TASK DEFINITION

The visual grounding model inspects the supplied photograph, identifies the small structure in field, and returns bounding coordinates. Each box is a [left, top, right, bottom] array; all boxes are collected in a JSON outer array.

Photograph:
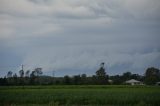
[[125, 79, 143, 85]]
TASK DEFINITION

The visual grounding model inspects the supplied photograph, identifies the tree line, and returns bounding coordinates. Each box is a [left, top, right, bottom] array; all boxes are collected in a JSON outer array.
[[0, 63, 160, 85]]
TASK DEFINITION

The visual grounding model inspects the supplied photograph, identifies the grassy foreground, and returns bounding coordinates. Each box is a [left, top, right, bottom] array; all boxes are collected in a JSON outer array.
[[0, 85, 160, 106]]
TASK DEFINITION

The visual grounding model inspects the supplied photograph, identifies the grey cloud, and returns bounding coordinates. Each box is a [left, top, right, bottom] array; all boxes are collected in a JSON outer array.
[[0, 0, 160, 77], [1, 0, 159, 20], [21, 45, 160, 76]]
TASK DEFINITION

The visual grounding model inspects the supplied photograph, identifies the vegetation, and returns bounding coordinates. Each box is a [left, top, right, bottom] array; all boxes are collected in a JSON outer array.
[[95, 62, 109, 84], [0, 85, 160, 106], [0, 65, 160, 86], [0, 63, 160, 106], [144, 67, 160, 85]]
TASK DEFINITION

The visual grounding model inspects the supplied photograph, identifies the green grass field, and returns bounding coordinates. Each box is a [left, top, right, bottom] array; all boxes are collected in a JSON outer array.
[[0, 85, 160, 106]]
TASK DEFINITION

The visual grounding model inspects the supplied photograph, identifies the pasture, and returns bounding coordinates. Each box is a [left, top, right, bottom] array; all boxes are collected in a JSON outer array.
[[0, 85, 160, 106]]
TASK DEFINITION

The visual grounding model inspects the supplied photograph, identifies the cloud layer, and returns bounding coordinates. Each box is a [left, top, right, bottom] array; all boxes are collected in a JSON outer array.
[[0, 0, 160, 76]]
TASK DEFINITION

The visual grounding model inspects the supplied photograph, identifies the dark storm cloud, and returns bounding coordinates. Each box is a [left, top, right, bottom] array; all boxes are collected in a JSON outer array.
[[0, 0, 160, 77]]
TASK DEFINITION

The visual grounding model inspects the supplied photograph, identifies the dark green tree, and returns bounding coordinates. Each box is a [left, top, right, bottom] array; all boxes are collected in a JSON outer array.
[[19, 70, 24, 85], [63, 75, 71, 85], [81, 74, 87, 84], [110, 75, 122, 84], [73, 75, 81, 85], [7, 71, 14, 85], [0, 77, 7, 85], [145, 67, 160, 85], [25, 70, 30, 77], [34, 68, 43, 76], [29, 68, 43, 85], [19, 70, 24, 78], [122, 72, 132, 81], [95, 62, 108, 84], [7, 71, 13, 78], [13, 73, 18, 85], [30, 71, 36, 85], [24, 70, 30, 85]]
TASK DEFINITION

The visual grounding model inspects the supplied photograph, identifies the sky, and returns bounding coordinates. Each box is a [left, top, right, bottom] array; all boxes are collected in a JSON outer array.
[[0, 0, 160, 77]]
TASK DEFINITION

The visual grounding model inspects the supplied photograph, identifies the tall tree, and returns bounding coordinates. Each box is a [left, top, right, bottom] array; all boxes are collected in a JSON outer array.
[[7, 71, 13, 78], [25, 70, 30, 77], [30, 71, 36, 85], [95, 62, 108, 84], [63, 75, 71, 85], [19, 70, 24, 78], [81, 74, 87, 84], [73, 75, 81, 85], [19, 70, 24, 85], [122, 72, 132, 81], [7, 71, 13, 85], [29, 68, 43, 85], [13, 73, 18, 85], [145, 67, 160, 85], [34, 68, 43, 76]]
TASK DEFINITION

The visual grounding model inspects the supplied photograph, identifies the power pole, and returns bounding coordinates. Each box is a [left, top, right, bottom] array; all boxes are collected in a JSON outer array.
[[52, 70, 55, 77], [22, 64, 24, 71], [21, 64, 24, 88]]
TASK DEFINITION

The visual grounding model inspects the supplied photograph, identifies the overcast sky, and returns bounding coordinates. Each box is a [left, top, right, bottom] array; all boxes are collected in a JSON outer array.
[[0, 0, 160, 77]]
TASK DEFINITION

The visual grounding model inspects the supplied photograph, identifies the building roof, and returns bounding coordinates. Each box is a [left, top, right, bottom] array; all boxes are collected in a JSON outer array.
[[125, 79, 141, 83]]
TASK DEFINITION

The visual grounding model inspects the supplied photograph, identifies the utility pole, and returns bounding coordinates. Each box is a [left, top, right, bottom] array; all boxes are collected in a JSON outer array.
[[52, 70, 55, 77], [22, 64, 24, 71], [21, 64, 24, 88]]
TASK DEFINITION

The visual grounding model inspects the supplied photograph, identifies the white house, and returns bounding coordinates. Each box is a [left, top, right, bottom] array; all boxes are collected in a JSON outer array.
[[125, 79, 143, 85], [108, 79, 113, 84]]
